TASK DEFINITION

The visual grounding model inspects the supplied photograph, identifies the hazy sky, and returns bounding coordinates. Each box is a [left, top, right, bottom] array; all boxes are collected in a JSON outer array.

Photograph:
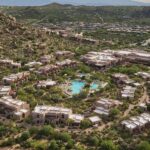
[[134, 0, 150, 2], [0, 0, 150, 6]]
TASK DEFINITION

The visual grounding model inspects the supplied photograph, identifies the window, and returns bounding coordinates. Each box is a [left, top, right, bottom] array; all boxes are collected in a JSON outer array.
[[22, 113, 25, 118]]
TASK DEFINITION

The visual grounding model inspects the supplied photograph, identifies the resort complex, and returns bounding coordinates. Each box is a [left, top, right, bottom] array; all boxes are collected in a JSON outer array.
[[0, 47, 149, 129], [0, 9, 150, 150]]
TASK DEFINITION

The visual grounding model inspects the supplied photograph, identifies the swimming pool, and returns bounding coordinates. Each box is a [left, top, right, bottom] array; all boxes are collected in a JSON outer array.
[[90, 82, 99, 90], [71, 80, 85, 95], [71, 80, 99, 95]]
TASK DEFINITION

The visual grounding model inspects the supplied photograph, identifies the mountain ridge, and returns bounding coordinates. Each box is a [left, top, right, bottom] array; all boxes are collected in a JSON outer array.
[[0, 0, 150, 6]]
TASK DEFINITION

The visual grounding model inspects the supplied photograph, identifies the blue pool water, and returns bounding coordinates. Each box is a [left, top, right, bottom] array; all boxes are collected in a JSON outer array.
[[71, 81, 86, 95], [90, 82, 99, 90], [71, 80, 99, 95]]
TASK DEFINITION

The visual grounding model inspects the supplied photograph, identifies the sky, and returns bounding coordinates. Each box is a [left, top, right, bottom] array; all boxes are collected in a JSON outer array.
[[0, 0, 150, 6], [133, 0, 150, 2]]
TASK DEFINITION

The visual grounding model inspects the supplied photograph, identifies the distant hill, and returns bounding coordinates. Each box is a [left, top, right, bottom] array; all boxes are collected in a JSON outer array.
[[1, 4, 150, 25], [44, 0, 150, 6], [0, 0, 150, 6]]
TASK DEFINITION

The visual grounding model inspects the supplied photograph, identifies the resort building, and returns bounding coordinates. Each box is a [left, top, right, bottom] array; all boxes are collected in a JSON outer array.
[[121, 86, 136, 99], [37, 65, 59, 75], [132, 82, 141, 87], [82, 49, 150, 71], [121, 113, 150, 133], [32, 105, 72, 125], [37, 59, 78, 75], [2, 71, 30, 85], [80, 37, 99, 45], [89, 116, 102, 125], [55, 51, 75, 59], [36, 79, 57, 88], [0, 59, 13, 65], [57, 30, 70, 37], [32, 105, 84, 127], [56, 59, 78, 68], [11, 62, 21, 68], [70, 35, 99, 44], [0, 96, 30, 121], [138, 103, 148, 111], [0, 86, 12, 97], [112, 73, 134, 85], [94, 98, 122, 116], [107, 25, 150, 33], [81, 51, 122, 70], [69, 114, 84, 127], [40, 55, 53, 64], [25, 61, 42, 68], [111, 50, 150, 65], [0, 59, 21, 68], [135, 72, 150, 80], [94, 107, 109, 116]]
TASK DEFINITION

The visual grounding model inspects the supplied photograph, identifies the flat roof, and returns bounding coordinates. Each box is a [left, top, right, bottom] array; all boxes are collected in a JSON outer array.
[[69, 114, 84, 123], [33, 105, 72, 115], [0, 86, 11, 92], [0, 96, 27, 107], [89, 116, 101, 123], [121, 113, 150, 129]]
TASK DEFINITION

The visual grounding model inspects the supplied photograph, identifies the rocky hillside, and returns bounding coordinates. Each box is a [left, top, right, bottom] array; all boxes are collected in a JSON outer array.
[[0, 13, 46, 60], [0, 13, 92, 63]]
